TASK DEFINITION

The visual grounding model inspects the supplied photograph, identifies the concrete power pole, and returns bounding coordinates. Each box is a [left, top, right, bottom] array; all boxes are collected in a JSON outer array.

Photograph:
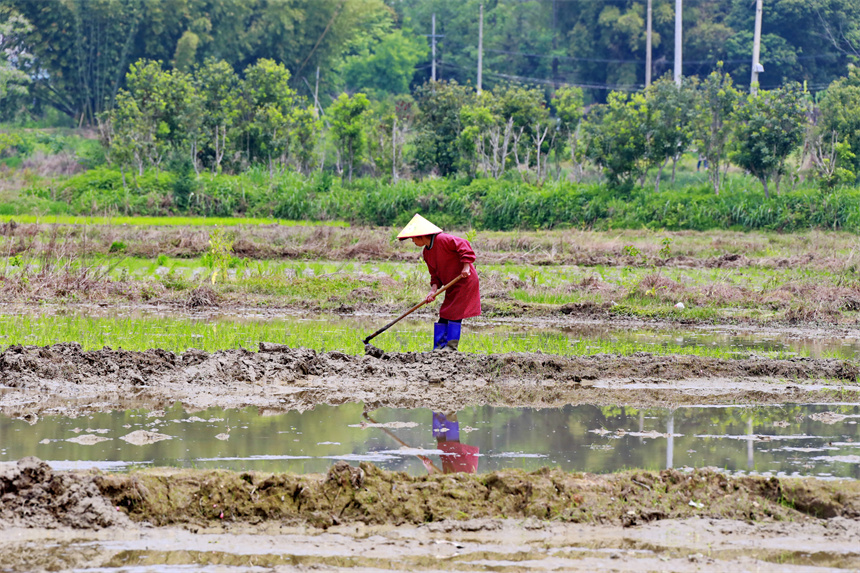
[[750, 0, 764, 94], [674, 0, 682, 86], [646, 0, 652, 87], [675, 0, 684, 86], [477, 4, 484, 94], [432, 13, 437, 81]]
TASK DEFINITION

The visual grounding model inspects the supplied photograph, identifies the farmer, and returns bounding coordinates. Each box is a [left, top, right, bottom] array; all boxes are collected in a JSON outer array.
[[397, 213, 481, 351]]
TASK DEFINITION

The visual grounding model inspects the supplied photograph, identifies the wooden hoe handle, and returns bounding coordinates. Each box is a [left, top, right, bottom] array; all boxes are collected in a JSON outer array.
[[362, 274, 464, 344]]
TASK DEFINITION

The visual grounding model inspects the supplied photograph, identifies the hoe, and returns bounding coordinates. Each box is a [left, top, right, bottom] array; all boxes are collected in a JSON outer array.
[[363, 275, 463, 357]]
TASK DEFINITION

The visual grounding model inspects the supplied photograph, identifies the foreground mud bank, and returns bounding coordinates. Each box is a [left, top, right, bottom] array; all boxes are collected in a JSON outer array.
[[1, 343, 859, 416], [3, 457, 860, 532]]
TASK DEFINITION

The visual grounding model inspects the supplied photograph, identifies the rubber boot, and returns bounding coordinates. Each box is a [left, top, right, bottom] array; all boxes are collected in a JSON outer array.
[[433, 322, 447, 350], [443, 322, 461, 351]]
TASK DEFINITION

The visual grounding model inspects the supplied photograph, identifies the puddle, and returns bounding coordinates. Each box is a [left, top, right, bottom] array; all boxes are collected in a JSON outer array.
[[2, 403, 860, 479]]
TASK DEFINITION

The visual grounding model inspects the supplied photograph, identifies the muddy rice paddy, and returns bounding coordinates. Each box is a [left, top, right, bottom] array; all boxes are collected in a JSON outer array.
[[3, 224, 860, 571]]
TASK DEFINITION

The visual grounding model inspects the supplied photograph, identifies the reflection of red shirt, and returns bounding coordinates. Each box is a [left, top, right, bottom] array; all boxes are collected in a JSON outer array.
[[422, 233, 481, 321], [438, 441, 479, 474]]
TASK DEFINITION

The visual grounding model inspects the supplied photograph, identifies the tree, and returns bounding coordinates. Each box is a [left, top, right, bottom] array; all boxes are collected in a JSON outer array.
[[329, 92, 370, 181], [242, 59, 298, 172], [460, 93, 513, 179], [731, 83, 809, 198], [818, 64, 860, 177], [413, 80, 473, 176], [694, 66, 740, 195], [341, 28, 427, 96], [0, 8, 30, 111], [196, 59, 242, 173], [553, 86, 585, 181], [582, 90, 650, 191], [645, 75, 699, 191], [6, 0, 144, 124], [290, 104, 320, 174]]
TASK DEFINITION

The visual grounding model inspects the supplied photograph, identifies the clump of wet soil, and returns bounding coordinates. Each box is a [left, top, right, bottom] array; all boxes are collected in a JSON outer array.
[[0, 460, 844, 530], [1, 343, 859, 417], [0, 457, 128, 530]]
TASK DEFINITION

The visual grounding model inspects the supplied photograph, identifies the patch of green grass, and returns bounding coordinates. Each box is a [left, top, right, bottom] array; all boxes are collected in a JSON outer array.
[[0, 312, 810, 360]]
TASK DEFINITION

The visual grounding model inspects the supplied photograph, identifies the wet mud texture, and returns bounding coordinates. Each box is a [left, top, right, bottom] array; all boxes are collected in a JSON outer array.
[[2, 457, 860, 532], [1, 343, 860, 416], [0, 457, 128, 530]]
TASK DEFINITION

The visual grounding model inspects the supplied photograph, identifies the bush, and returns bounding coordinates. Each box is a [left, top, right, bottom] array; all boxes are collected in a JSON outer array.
[[15, 165, 860, 233]]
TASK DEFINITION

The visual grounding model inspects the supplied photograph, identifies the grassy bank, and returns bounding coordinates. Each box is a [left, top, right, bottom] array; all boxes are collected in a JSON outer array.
[[11, 166, 860, 233]]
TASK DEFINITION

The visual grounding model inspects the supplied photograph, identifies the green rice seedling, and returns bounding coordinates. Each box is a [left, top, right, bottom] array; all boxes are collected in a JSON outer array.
[[0, 310, 826, 359]]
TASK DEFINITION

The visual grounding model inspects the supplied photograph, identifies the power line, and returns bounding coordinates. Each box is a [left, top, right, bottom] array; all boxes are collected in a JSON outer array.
[[440, 62, 642, 91], [485, 48, 840, 66]]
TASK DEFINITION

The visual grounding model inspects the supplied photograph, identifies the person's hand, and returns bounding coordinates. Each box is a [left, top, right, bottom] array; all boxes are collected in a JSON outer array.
[[460, 264, 471, 278], [425, 290, 437, 304]]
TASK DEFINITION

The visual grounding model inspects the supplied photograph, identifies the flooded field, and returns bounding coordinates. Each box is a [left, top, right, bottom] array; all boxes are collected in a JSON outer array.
[[3, 226, 860, 571], [4, 403, 860, 480]]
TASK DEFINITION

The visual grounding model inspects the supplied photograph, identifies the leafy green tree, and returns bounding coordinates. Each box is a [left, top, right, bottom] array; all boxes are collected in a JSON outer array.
[[731, 83, 809, 198], [492, 84, 551, 181], [341, 28, 428, 97], [582, 90, 649, 191], [553, 86, 585, 181], [368, 97, 414, 181], [290, 104, 320, 174], [6, 0, 144, 124], [645, 76, 699, 191], [413, 80, 473, 176], [0, 8, 30, 105], [196, 59, 242, 173], [694, 66, 740, 195], [329, 92, 370, 181], [459, 93, 512, 179], [242, 59, 297, 172], [818, 64, 860, 177]]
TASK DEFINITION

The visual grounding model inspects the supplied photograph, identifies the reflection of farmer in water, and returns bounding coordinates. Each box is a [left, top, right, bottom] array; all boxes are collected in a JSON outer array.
[[397, 214, 481, 351], [433, 411, 479, 474]]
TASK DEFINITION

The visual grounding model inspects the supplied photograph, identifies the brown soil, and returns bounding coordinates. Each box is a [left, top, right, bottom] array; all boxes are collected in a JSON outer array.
[[1, 342, 859, 418], [2, 457, 860, 571]]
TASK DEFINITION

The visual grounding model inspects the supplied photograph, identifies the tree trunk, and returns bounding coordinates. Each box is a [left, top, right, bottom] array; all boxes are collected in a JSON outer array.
[[655, 157, 669, 193]]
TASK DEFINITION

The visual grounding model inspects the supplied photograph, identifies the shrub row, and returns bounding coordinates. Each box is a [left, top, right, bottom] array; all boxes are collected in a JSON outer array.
[[12, 167, 860, 233]]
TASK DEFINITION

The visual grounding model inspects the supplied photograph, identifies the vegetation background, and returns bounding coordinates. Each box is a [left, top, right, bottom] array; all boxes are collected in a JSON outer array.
[[2, 1, 860, 231]]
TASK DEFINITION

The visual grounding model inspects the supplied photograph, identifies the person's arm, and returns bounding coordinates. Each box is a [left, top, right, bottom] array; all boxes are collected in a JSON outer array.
[[453, 236, 476, 278], [425, 282, 440, 303]]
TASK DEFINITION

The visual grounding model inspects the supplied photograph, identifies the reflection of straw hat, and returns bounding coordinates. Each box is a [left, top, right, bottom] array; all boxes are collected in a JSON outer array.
[[397, 214, 443, 240]]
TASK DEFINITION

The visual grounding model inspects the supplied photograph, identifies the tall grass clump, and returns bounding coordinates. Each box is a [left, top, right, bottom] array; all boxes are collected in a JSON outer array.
[[18, 166, 860, 233]]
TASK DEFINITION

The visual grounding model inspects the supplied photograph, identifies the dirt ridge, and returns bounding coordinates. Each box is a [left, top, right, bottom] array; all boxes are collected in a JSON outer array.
[[2, 343, 859, 416]]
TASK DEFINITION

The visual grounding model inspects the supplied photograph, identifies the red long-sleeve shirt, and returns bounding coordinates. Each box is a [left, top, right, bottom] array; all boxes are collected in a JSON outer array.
[[422, 233, 481, 320]]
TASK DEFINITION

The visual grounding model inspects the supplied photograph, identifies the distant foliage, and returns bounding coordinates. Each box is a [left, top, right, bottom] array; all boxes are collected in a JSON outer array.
[[18, 168, 860, 234]]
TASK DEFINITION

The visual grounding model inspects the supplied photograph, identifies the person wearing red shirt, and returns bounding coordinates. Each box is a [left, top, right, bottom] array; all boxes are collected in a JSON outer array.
[[398, 214, 481, 351]]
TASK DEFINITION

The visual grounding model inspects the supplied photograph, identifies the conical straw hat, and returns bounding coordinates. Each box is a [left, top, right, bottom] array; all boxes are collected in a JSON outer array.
[[397, 214, 443, 240]]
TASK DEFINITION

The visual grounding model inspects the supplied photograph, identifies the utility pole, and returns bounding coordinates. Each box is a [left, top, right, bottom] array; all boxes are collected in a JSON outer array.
[[750, 0, 764, 94], [477, 3, 484, 94], [646, 0, 652, 87], [431, 14, 439, 81], [674, 0, 682, 86]]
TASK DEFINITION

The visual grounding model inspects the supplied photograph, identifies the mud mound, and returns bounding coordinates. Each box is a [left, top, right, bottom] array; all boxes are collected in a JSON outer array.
[[2, 343, 859, 415], [91, 463, 860, 529], [0, 457, 128, 530]]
